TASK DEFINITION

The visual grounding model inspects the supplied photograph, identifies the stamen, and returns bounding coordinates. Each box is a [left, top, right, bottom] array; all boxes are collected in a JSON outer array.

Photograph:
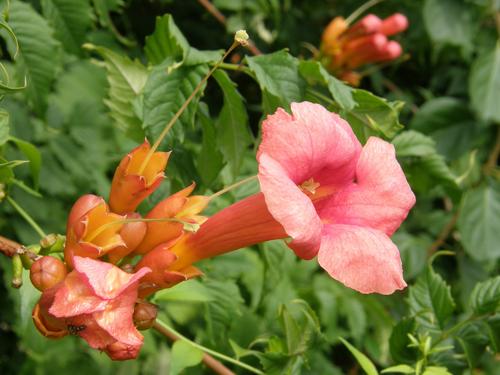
[[300, 178, 321, 195], [137, 31, 249, 175]]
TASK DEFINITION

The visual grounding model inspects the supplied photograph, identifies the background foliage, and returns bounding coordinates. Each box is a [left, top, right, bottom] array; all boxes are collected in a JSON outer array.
[[0, 0, 499, 374]]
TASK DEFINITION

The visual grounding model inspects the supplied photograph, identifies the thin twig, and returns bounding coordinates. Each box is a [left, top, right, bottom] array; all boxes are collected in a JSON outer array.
[[0, 235, 22, 257], [197, 0, 262, 55], [153, 320, 264, 374], [426, 211, 459, 256], [153, 321, 235, 375]]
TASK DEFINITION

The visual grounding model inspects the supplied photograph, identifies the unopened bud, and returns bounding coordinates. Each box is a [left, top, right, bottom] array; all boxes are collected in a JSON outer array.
[[235, 30, 249, 46], [133, 301, 158, 330], [0, 184, 5, 202], [11, 254, 22, 288], [30, 256, 67, 291]]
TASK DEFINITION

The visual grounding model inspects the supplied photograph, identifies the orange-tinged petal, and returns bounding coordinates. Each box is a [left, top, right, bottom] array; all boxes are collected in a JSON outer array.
[[109, 140, 169, 214], [134, 185, 196, 254]]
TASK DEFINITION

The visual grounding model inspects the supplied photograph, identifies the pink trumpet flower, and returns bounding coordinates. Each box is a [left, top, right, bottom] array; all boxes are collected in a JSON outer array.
[[258, 102, 415, 294], [171, 102, 415, 295], [46, 256, 151, 359]]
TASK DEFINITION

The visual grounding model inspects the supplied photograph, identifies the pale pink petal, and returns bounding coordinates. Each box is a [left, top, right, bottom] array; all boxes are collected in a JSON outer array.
[[69, 314, 116, 349], [317, 137, 415, 235], [73, 256, 150, 299], [93, 285, 143, 346], [258, 153, 321, 259], [50, 272, 107, 317], [318, 224, 406, 295], [258, 102, 360, 187]]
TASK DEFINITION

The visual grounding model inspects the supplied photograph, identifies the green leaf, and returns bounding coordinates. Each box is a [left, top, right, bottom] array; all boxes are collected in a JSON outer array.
[[408, 266, 455, 330], [142, 63, 207, 148], [41, 0, 93, 55], [9, 136, 41, 189], [456, 322, 489, 368], [410, 98, 481, 160], [344, 89, 403, 140], [389, 317, 417, 364], [339, 337, 378, 375], [422, 367, 452, 375], [9, 0, 62, 115], [423, 0, 474, 51], [470, 276, 500, 314], [196, 102, 225, 186], [392, 130, 436, 158], [394, 130, 459, 196], [169, 340, 203, 375], [469, 44, 500, 123], [204, 278, 244, 346], [381, 365, 415, 374], [298, 60, 355, 110], [50, 60, 107, 120], [0, 110, 9, 146], [84, 43, 147, 141], [246, 50, 306, 114], [457, 180, 500, 261], [213, 69, 252, 180], [152, 279, 214, 303], [144, 14, 189, 66]]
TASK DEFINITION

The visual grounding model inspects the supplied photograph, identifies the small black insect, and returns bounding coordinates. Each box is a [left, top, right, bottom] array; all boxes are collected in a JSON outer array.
[[68, 324, 86, 335]]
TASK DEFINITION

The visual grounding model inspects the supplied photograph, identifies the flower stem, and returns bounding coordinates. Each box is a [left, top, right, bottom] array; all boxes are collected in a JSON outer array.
[[138, 40, 241, 175], [153, 319, 264, 375], [345, 0, 385, 25], [7, 196, 46, 238], [210, 175, 258, 200]]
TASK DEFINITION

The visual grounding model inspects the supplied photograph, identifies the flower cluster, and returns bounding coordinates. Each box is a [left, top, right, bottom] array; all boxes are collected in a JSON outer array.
[[30, 101, 415, 360], [321, 13, 408, 85]]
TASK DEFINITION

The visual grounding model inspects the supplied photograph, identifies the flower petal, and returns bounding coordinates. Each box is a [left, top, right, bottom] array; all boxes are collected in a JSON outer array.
[[258, 102, 360, 186], [50, 271, 107, 317], [258, 153, 321, 259], [317, 137, 415, 235], [318, 224, 406, 295], [73, 256, 150, 299], [93, 284, 143, 346]]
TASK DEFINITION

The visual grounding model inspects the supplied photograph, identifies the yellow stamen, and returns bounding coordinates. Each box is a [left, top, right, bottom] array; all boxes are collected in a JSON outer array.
[[300, 178, 321, 195]]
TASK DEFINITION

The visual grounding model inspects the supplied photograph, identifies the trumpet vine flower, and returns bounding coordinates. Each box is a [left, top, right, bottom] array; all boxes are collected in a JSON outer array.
[[171, 102, 415, 295], [43, 256, 151, 359]]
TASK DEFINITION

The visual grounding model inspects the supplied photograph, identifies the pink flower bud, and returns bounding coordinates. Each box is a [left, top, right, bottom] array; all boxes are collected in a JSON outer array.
[[346, 14, 382, 37], [380, 13, 409, 36], [30, 256, 67, 291]]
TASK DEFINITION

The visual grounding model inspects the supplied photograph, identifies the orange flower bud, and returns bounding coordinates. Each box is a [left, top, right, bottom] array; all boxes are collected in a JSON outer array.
[[380, 13, 408, 36], [321, 17, 348, 55], [344, 14, 382, 39], [30, 256, 67, 291], [109, 140, 170, 214], [133, 301, 158, 330]]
